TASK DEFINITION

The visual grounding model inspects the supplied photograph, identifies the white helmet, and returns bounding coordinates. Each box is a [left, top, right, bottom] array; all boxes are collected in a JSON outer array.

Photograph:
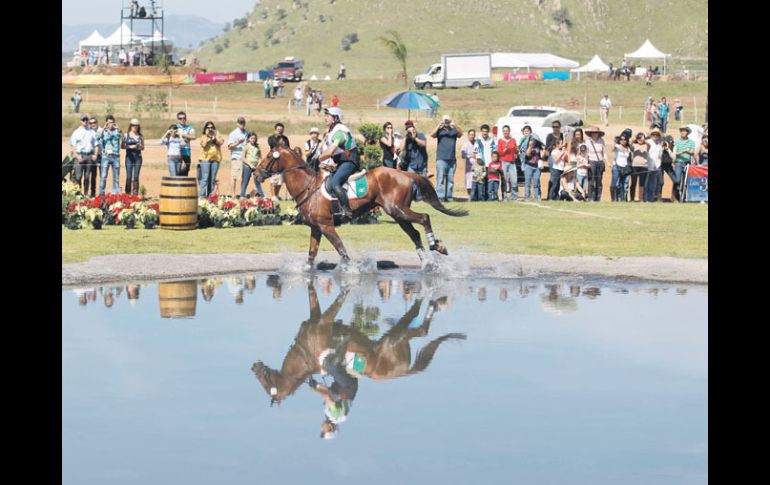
[[324, 107, 343, 121]]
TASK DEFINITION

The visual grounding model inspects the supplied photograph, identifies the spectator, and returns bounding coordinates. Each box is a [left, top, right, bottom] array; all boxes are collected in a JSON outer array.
[[630, 132, 649, 202], [550, 137, 568, 198], [599, 94, 612, 127], [306, 89, 313, 116], [460, 129, 478, 199], [695, 136, 708, 166], [69, 115, 98, 195], [316, 90, 324, 114], [337, 63, 346, 80], [331, 95, 340, 107], [304, 127, 323, 171], [241, 132, 264, 198], [674, 98, 683, 122], [645, 97, 655, 126], [559, 167, 586, 202], [399, 120, 428, 201], [294, 86, 303, 111], [431, 115, 462, 202], [470, 153, 486, 202], [379, 122, 396, 169], [566, 127, 585, 168], [264, 78, 272, 99], [198, 121, 223, 198], [645, 128, 673, 202], [544, 121, 564, 200], [99, 115, 121, 195], [84, 117, 101, 197], [657, 135, 676, 201], [160, 124, 183, 176], [673, 126, 696, 200], [70, 90, 82, 113], [477, 123, 497, 200], [612, 134, 632, 202], [584, 126, 607, 201], [277, 79, 285, 98], [522, 136, 543, 202], [227, 117, 248, 195], [486, 151, 503, 201], [267, 123, 290, 199], [658, 96, 671, 133], [175, 111, 196, 176], [428, 92, 439, 118], [118, 48, 127, 66], [575, 144, 590, 193], [496, 125, 519, 201], [120, 118, 144, 195]]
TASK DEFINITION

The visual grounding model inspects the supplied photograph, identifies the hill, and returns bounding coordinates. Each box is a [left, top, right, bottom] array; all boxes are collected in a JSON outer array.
[[62, 15, 224, 53], [191, 0, 708, 79]]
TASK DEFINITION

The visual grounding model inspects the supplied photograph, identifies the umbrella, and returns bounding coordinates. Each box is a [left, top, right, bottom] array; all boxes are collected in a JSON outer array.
[[542, 111, 583, 127], [379, 90, 440, 119]]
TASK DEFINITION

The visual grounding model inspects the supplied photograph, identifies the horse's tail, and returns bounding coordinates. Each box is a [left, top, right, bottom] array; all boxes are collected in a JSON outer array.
[[407, 332, 467, 375], [404, 172, 469, 217]]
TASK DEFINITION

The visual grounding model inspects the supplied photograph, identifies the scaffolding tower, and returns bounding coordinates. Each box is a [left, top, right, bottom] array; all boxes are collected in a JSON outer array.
[[120, 0, 166, 63]]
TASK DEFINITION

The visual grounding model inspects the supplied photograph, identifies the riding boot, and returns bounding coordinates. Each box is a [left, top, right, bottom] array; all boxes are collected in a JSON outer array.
[[333, 186, 353, 220]]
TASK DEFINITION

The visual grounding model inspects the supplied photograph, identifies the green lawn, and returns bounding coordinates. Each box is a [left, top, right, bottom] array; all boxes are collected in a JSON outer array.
[[62, 202, 707, 264]]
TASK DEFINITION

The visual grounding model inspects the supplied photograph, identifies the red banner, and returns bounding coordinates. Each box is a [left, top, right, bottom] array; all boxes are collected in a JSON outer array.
[[502, 72, 539, 81], [194, 72, 247, 84], [687, 165, 708, 178]]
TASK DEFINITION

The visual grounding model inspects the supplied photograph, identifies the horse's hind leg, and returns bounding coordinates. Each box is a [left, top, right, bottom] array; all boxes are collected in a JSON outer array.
[[392, 206, 448, 256], [397, 220, 424, 251]]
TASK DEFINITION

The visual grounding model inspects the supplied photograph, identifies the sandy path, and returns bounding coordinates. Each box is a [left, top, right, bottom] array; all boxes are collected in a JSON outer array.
[[61, 252, 707, 287]]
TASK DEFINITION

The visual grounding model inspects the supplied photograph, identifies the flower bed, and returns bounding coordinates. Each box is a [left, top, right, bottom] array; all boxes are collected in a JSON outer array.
[[197, 194, 285, 228]]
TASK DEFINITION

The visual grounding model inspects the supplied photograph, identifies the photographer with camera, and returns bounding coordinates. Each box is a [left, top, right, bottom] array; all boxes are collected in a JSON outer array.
[[198, 121, 224, 198], [175, 112, 196, 176], [645, 128, 673, 202], [399, 120, 428, 201], [431, 115, 463, 202], [161, 124, 183, 176], [227, 117, 248, 196], [98, 116, 121, 195]]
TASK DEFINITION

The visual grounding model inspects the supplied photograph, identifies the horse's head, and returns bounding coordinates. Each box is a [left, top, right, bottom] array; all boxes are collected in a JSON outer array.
[[251, 361, 288, 406], [254, 146, 302, 183]]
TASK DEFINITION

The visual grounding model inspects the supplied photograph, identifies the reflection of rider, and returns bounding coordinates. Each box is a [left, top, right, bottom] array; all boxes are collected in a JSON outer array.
[[318, 107, 359, 220], [309, 338, 359, 439]]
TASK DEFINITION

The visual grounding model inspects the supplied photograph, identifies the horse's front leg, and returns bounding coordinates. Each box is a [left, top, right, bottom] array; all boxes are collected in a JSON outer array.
[[319, 224, 351, 264], [307, 226, 322, 269]]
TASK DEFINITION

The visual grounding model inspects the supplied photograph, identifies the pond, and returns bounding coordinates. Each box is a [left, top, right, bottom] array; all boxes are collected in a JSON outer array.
[[62, 271, 707, 485]]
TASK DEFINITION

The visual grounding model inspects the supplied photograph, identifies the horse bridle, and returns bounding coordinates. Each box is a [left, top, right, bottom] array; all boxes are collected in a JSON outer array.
[[258, 148, 322, 208]]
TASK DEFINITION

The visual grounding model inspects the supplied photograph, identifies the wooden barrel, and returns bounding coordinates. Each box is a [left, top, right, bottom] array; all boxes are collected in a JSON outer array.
[[158, 280, 198, 318], [159, 176, 198, 230]]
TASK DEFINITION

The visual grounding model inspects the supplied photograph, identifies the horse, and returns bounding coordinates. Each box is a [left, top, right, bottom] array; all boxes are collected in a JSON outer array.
[[251, 281, 466, 406], [254, 146, 468, 268]]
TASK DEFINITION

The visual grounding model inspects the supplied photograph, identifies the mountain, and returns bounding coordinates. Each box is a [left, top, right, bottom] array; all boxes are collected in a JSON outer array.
[[62, 15, 225, 53], [191, 0, 708, 78]]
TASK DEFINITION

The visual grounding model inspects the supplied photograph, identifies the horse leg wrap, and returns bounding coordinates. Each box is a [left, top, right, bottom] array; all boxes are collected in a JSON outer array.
[[426, 232, 437, 249]]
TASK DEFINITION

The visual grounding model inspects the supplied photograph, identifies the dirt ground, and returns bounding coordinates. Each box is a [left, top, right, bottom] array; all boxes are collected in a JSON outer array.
[[62, 126, 677, 202]]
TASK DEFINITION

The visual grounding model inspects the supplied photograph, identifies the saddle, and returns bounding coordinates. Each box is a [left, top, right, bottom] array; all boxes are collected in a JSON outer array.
[[320, 169, 369, 200]]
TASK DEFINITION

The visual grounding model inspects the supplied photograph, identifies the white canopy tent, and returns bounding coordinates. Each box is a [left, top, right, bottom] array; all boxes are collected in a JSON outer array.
[[140, 29, 173, 52], [624, 39, 671, 74], [78, 30, 108, 50], [571, 54, 610, 80], [491, 52, 579, 71], [103, 23, 142, 48]]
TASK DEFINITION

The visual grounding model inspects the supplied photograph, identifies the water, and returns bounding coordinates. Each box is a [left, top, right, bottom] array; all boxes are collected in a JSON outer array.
[[62, 271, 707, 485]]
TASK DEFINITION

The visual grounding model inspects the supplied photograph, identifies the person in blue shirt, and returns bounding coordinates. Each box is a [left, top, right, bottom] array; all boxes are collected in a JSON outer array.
[[175, 111, 196, 176], [657, 97, 671, 134], [99, 115, 122, 194]]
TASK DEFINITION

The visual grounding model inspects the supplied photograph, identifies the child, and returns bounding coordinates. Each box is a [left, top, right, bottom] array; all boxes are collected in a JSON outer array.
[[471, 153, 486, 202], [160, 124, 183, 176], [576, 144, 590, 192], [486, 151, 502, 201], [241, 132, 264, 197]]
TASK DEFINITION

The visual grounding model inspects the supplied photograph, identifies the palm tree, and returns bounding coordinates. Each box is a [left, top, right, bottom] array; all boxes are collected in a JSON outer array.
[[377, 30, 408, 88]]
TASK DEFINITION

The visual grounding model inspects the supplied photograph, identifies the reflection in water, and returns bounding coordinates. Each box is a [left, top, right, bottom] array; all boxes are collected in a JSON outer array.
[[540, 284, 578, 315], [250, 281, 467, 439], [158, 281, 198, 318]]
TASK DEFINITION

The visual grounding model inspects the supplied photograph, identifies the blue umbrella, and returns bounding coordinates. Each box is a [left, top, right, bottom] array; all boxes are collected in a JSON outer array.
[[380, 90, 440, 119]]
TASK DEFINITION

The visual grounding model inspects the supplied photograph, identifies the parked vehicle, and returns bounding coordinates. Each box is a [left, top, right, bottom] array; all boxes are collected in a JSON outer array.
[[493, 106, 568, 141], [273, 57, 304, 82], [414, 53, 492, 89]]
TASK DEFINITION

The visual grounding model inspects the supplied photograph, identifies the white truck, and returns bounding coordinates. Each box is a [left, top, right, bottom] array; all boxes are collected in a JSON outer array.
[[414, 53, 492, 90]]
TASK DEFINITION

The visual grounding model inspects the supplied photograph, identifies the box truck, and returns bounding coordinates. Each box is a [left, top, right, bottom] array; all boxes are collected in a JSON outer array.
[[414, 53, 492, 89]]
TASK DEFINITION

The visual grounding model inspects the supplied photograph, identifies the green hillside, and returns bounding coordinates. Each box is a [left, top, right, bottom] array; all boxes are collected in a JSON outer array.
[[192, 0, 708, 78]]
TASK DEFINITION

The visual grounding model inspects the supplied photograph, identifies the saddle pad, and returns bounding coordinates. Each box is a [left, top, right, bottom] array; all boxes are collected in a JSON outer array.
[[321, 171, 369, 200], [344, 351, 367, 377]]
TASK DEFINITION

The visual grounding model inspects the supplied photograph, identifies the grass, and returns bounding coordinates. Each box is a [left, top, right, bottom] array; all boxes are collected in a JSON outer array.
[[62, 201, 708, 264]]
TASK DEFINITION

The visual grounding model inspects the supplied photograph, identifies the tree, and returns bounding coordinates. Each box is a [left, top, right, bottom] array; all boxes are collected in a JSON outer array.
[[377, 31, 408, 88]]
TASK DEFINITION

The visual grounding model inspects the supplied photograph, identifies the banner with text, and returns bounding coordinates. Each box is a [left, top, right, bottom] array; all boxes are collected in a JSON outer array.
[[503, 72, 539, 81], [194, 72, 248, 84]]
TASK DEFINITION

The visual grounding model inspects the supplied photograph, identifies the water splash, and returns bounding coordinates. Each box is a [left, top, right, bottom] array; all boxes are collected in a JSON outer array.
[[491, 260, 542, 279], [418, 250, 471, 278]]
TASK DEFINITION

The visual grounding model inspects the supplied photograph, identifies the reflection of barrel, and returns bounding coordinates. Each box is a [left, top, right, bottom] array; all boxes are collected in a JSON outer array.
[[159, 176, 198, 230], [158, 280, 198, 318]]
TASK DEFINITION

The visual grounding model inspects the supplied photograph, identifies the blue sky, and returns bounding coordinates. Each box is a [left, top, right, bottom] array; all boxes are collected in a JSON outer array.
[[62, 0, 246, 25]]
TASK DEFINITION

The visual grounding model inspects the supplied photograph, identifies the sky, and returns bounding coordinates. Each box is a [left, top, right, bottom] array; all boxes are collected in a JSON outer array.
[[62, 0, 247, 25]]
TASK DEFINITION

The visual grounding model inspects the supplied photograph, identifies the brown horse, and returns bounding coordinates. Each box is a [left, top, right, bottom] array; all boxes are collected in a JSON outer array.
[[251, 281, 466, 405], [255, 147, 468, 268]]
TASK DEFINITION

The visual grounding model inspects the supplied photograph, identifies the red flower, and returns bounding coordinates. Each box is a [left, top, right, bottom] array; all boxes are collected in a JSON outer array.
[[222, 201, 236, 210], [207, 194, 220, 204], [148, 203, 159, 211]]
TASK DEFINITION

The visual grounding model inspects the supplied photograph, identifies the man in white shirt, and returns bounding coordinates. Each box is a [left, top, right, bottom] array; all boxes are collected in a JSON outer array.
[[600, 95, 612, 127], [227, 117, 248, 196], [644, 128, 673, 202], [294, 86, 303, 111], [70, 115, 99, 193]]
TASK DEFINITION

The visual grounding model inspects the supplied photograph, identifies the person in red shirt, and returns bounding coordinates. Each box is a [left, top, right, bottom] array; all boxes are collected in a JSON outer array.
[[496, 125, 519, 201], [331, 95, 340, 107], [486, 151, 503, 201]]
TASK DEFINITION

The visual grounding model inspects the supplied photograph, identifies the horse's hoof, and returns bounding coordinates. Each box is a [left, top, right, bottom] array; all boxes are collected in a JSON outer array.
[[430, 242, 449, 256], [302, 262, 313, 273]]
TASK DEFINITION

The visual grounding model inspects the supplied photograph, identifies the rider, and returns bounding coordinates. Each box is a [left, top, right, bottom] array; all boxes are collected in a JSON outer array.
[[318, 106, 359, 220]]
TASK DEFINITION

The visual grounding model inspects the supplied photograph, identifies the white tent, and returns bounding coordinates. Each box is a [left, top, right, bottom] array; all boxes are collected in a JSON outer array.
[[103, 23, 142, 47], [624, 39, 670, 74], [571, 54, 610, 80], [78, 30, 108, 50], [141, 29, 172, 46], [491, 52, 579, 71]]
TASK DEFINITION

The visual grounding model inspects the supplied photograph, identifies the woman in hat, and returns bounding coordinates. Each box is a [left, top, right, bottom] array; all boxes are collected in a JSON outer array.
[[584, 126, 607, 201], [559, 167, 586, 202], [304, 126, 323, 171], [695, 136, 708, 166], [611, 134, 632, 202], [630, 132, 649, 202], [121, 118, 144, 195], [199, 121, 224, 198]]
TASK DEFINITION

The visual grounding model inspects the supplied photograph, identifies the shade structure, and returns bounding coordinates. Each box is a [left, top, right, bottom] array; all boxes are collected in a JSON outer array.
[[624, 40, 671, 74], [103, 23, 142, 47], [79, 30, 108, 50], [491, 52, 579, 71], [380, 90, 440, 119]]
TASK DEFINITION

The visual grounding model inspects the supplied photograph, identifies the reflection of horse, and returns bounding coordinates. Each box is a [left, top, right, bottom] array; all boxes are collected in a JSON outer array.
[[251, 282, 466, 405], [255, 147, 468, 267]]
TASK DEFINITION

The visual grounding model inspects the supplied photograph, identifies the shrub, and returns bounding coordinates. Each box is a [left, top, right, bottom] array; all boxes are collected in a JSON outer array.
[[358, 123, 383, 144], [361, 145, 383, 170], [214, 44, 223, 54], [341, 32, 359, 51], [223, 39, 230, 49], [552, 8, 572, 27]]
